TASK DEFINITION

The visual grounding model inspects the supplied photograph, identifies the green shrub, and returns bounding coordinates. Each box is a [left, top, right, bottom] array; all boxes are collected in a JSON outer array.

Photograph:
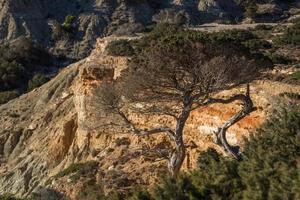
[[131, 25, 272, 71], [0, 90, 19, 104], [62, 15, 76, 32], [51, 15, 77, 39], [134, 25, 256, 51], [27, 74, 49, 91], [54, 161, 98, 179], [279, 92, 300, 100], [0, 194, 32, 200], [267, 53, 293, 64], [289, 71, 300, 80], [0, 60, 25, 91], [1, 37, 51, 68], [130, 104, 300, 200], [274, 18, 300, 45], [255, 24, 273, 31], [245, 3, 258, 19], [106, 40, 135, 56], [210, 29, 256, 43], [243, 39, 272, 50]]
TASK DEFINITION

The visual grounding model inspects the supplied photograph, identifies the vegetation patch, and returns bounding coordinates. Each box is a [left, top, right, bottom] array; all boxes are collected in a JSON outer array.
[[289, 71, 300, 80], [243, 39, 272, 50], [27, 74, 49, 91], [0, 194, 33, 200], [0, 60, 25, 91], [0, 90, 19, 105], [274, 17, 300, 46], [54, 161, 98, 180], [279, 92, 300, 100], [127, 104, 300, 200], [267, 53, 293, 65], [0, 37, 52, 100], [106, 40, 135, 56]]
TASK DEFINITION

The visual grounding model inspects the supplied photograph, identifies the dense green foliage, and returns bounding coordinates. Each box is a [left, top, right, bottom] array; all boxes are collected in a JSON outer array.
[[243, 39, 272, 50], [0, 37, 52, 102], [62, 15, 76, 33], [290, 71, 300, 81], [267, 53, 293, 64], [27, 74, 49, 91], [128, 104, 300, 200], [280, 92, 300, 100], [104, 27, 270, 78], [274, 17, 300, 45], [129, 25, 273, 70], [106, 40, 135, 56], [0, 60, 25, 91], [0, 90, 19, 105]]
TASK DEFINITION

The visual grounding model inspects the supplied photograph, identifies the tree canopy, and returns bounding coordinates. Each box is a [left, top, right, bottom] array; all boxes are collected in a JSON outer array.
[[95, 28, 270, 175]]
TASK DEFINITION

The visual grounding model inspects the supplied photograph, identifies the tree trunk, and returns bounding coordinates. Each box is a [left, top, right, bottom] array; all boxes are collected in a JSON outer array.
[[168, 136, 186, 176], [168, 100, 191, 176]]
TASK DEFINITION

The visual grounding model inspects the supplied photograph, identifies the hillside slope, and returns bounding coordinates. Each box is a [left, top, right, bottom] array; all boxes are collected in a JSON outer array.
[[1, 0, 295, 60], [0, 34, 299, 198]]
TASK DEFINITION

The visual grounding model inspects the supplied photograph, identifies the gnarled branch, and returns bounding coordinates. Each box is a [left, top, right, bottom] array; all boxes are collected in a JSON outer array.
[[212, 84, 253, 159], [194, 84, 254, 159]]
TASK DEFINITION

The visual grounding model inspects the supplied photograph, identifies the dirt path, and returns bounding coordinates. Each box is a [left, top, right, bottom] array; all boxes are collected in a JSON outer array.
[[189, 23, 278, 32]]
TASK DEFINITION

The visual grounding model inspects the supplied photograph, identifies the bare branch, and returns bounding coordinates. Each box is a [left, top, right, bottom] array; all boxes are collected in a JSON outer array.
[[212, 84, 253, 159]]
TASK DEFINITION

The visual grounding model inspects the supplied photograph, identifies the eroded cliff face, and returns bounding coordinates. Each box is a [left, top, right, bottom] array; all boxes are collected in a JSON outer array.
[[0, 34, 299, 198], [0, 0, 246, 60]]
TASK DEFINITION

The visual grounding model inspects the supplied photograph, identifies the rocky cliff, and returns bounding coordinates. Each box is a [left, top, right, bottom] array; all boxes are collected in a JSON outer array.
[[0, 34, 299, 198], [0, 0, 296, 61], [0, 0, 248, 60]]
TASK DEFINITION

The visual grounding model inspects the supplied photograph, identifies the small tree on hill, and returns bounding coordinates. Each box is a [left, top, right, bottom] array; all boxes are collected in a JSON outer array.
[[94, 37, 265, 175]]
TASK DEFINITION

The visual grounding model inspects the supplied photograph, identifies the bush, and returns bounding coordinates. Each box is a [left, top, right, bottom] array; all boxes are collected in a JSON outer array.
[[131, 25, 273, 70], [243, 39, 272, 50], [279, 92, 300, 100], [210, 29, 256, 43], [62, 15, 76, 32], [134, 25, 256, 51], [0, 90, 19, 105], [106, 40, 135, 56], [245, 2, 258, 19], [52, 15, 77, 40], [0, 194, 32, 200], [54, 161, 98, 180], [267, 53, 293, 64], [130, 104, 300, 200], [1, 37, 51, 68], [274, 18, 300, 45], [289, 71, 300, 80], [27, 74, 49, 91], [255, 24, 273, 31], [0, 60, 25, 91]]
